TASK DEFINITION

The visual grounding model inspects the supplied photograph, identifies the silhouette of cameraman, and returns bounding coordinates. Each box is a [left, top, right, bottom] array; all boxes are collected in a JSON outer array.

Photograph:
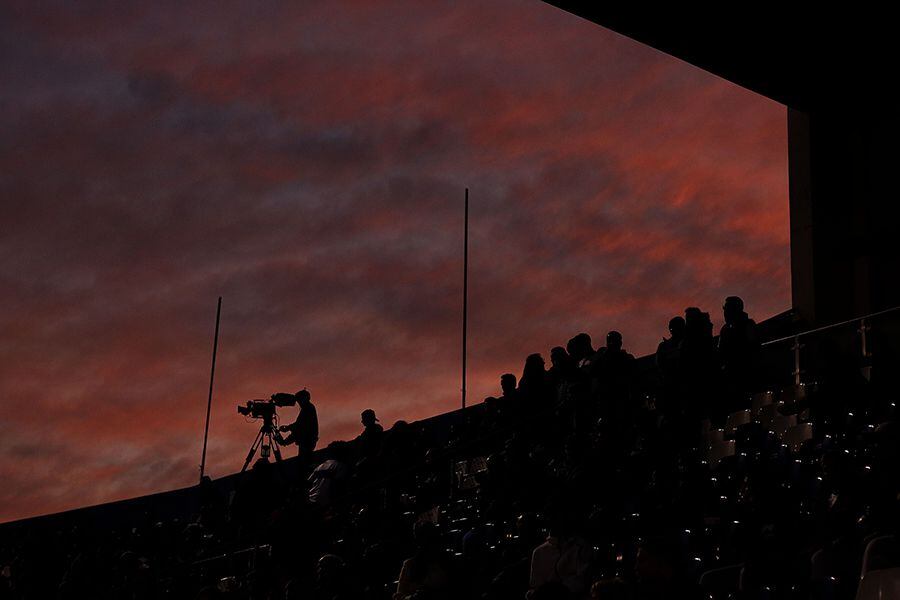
[[278, 389, 319, 461]]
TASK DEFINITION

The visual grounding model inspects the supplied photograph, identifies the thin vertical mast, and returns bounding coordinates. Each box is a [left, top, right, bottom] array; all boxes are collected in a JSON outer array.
[[462, 188, 468, 410], [199, 296, 221, 482]]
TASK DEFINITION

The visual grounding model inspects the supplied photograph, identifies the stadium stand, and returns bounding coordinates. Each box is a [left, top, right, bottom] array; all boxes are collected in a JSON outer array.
[[1, 302, 898, 599]]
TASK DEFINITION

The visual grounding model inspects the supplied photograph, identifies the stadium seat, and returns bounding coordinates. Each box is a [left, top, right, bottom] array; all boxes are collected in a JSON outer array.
[[699, 563, 742, 598], [855, 568, 900, 600], [750, 391, 775, 413], [771, 414, 797, 437], [780, 383, 810, 404], [756, 403, 780, 427], [708, 440, 736, 465], [706, 429, 725, 445], [783, 422, 813, 453], [724, 409, 751, 437], [860, 535, 900, 577]]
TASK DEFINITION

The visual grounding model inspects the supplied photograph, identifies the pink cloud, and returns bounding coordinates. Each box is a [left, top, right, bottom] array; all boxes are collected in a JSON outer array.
[[0, 0, 788, 522]]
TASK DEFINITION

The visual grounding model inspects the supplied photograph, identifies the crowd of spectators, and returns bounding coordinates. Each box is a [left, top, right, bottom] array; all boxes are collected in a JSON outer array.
[[1, 297, 898, 599]]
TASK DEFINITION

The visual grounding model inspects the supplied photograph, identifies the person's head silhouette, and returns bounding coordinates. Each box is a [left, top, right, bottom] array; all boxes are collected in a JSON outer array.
[[361, 409, 378, 427], [296, 389, 311, 406], [668, 316, 685, 340], [606, 331, 623, 352], [524, 353, 545, 374], [500, 373, 517, 396], [723, 296, 745, 324], [550, 346, 569, 369], [567, 333, 593, 362]]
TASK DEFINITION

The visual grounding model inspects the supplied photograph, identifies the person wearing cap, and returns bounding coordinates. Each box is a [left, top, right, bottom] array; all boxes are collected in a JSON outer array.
[[354, 408, 384, 459]]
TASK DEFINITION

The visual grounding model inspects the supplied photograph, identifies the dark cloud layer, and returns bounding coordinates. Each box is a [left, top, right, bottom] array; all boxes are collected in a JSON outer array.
[[0, 0, 789, 522]]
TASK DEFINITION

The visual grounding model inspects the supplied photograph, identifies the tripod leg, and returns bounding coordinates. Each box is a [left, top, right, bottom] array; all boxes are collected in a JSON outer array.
[[241, 429, 264, 473], [272, 435, 283, 463]]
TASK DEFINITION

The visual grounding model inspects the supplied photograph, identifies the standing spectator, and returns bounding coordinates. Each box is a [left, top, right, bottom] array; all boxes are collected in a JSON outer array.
[[590, 331, 635, 426], [656, 316, 685, 420], [519, 353, 550, 409], [566, 333, 595, 369], [718, 296, 760, 410], [500, 373, 519, 405], [680, 308, 719, 421]]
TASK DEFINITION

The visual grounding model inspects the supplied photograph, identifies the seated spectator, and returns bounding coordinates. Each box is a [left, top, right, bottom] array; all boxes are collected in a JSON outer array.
[[380, 420, 419, 471], [634, 535, 695, 600], [308, 442, 351, 507], [532, 581, 572, 599], [354, 409, 383, 459], [528, 512, 593, 598], [590, 577, 630, 600], [395, 522, 457, 600], [315, 553, 354, 600]]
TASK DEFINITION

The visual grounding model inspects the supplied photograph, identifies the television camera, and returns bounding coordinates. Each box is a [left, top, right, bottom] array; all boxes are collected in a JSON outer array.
[[236, 392, 297, 421], [236, 391, 302, 473]]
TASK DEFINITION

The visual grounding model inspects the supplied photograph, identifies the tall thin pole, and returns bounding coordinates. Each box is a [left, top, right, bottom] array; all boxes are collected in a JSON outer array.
[[462, 188, 468, 409], [200, 296, 222, 482]]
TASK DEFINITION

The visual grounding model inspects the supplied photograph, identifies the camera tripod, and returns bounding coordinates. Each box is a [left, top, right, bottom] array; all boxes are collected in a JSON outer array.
[[240, 417, 283, 473]]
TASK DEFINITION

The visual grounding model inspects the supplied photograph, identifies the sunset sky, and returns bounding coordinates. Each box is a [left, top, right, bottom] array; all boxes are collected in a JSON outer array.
[[0, 1, 789, 523]]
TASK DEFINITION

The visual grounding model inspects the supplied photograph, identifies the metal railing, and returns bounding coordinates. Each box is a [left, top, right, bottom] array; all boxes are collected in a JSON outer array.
[[761, 305, 900, 386]]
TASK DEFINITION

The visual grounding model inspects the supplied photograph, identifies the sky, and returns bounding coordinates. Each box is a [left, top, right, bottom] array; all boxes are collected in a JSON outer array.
[[0, 1, 790, 523]]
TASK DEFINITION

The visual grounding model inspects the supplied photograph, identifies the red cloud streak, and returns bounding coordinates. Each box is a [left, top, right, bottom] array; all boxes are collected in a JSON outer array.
[[0, 0, 788, 522]]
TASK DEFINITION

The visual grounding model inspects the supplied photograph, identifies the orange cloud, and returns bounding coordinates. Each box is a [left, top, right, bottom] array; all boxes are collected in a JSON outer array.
[[0, 0, 788, 522]]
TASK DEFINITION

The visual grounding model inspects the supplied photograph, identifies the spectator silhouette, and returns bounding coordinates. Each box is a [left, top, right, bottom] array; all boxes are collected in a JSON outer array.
[[7, 293, 894, 600], [500, 373, 519, 405], [718, 296, 760, 408], [655, 316, 685, 419], [528, 509, 593, 598], [590, 331, 635, 426], [634, 536, 689, 600], [680, 308, 719, 421], [518, 353, 550, 410], [395, 522, 456, 599], [308, 442, 351, 507], [380, 420, 420, 473], [314, 553, 354, 600], [566, 333, 595, 369], [655, 316, 685, 372], [591, 578, 630, 600], [354, 409, 383, 459], [547, 347, 575, 394]]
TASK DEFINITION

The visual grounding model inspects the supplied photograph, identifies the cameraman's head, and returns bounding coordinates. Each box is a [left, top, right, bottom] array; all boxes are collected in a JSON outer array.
[[296, 389, 311, 406]]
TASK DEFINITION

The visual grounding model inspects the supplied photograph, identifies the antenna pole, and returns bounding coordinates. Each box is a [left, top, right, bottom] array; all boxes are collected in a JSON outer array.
[[200, 296, 222, 482], [462, 188, 468, 410]]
